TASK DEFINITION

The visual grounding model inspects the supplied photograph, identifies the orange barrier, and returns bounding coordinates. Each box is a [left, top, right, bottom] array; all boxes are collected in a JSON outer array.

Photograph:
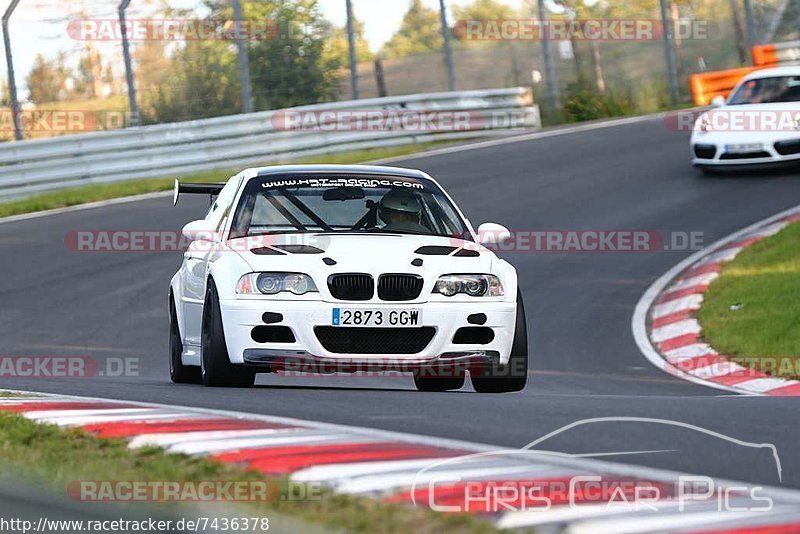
[[752, 41, 800, 67], [689, 41, 800, 105], [752, 44, 778, 67], [689, 67, 758, 106]]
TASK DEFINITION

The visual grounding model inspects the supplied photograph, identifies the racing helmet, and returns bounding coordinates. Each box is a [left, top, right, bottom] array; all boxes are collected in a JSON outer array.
[[379, 189, 423, 225]]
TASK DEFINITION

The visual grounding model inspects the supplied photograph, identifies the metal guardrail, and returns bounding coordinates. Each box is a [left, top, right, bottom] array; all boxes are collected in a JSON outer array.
[[0, 88, 539, 200]]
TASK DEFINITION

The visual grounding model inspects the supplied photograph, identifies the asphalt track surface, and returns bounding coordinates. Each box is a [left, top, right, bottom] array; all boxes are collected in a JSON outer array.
[[2, 116, 799, 491]]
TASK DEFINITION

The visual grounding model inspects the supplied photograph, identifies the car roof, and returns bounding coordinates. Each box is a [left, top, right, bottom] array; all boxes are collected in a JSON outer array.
[[239, 164, 435, 184], [741, 66, 800, 81]]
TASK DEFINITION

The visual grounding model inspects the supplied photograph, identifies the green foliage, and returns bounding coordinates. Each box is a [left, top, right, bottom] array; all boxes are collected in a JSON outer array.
[[0, 409, 506, 533], [26, 53, 70, 104], [142, 0, 343, 122], [382, 0, 443, 59], [324, 17, 374, 66], [149, 39, 241, 123], [245, 1, 342, 110], [699, 221, 800, 378], [451, 0, 517, 23], [561, 77, 635, 122]]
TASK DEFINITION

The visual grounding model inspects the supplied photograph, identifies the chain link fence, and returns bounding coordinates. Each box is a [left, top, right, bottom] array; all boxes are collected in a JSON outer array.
[[0, 0, 798, 140]]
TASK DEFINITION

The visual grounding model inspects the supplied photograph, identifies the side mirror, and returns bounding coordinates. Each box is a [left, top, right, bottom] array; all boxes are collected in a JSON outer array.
[[182, 220, 217, 242], [477, 223, 512, 246], [710, 95, 726, 108]]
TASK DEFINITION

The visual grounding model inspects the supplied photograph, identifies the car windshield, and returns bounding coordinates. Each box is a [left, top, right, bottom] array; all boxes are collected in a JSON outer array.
[[727, 76, 800, 105], [229, 175, 471, 240]]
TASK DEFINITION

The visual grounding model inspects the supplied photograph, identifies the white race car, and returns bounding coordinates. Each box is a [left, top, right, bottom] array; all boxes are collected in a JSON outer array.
[[691, 66, 800, 170], [169, 165, 528, 393]]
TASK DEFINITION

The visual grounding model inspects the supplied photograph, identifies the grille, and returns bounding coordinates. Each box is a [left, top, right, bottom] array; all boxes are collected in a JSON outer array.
[[328, 273, 374, 301], [693, 144, 717, 159], [775, 140, 800, 156], [720, 151, 771, 160], [314, 327, 436, 354], [378, 274, 424, 301]]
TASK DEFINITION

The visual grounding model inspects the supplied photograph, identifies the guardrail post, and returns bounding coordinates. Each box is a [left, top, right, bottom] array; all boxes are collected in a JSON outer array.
[[2, 0, 22, 141], [345, 0, 360, 99], [118, 0, 140, 127], [743, 0, 757, 49], [537, 0, 559, 117], [438, 0, 456, 92], [659, 0, 680, 106], [232, 0, 253, 113]]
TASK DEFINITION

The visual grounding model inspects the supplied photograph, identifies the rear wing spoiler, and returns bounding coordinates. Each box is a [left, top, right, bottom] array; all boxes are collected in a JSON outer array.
[[173, 180, 226, 206]]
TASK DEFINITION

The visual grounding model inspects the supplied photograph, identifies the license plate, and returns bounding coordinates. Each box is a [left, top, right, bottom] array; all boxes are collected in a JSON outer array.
[[332, 308, 422, 327], [724, 143, 763, 154]]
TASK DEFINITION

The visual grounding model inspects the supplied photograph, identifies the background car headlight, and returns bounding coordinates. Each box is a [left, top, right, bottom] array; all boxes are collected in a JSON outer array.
[[236, 273, 318, 295], [433, 275, 503, 297]]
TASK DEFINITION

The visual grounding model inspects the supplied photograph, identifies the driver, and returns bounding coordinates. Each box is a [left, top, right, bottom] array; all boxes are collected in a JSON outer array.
[[379, 189, 430, 234]]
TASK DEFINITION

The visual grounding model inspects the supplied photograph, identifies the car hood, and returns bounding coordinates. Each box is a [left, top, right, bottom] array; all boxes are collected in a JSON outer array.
[[228, 233, 495, 280], [694, 102, 800, 143]]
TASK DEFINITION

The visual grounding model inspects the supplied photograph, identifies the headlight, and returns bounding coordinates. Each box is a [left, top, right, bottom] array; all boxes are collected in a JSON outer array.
[[235, 273, 318, 295], [433, 275, 503, 297]]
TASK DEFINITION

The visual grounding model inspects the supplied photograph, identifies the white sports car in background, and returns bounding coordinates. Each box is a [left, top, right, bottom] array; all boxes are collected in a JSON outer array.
[[691, 66, 800, 170], [169, 165, 528, 393]]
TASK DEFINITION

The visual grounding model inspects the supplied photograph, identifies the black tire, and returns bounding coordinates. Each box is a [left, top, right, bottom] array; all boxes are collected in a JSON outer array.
[[471, 291, 528, 393], [413, 366, 466, 392], [201, 280, 256, 388], [169, 295, 201, 384]]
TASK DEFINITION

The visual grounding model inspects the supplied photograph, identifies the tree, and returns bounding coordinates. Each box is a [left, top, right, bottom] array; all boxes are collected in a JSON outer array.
[[150, 40, 240, 122], [452, 0, 517, 22], [72, 45, 108, 99], [381, 0, 443, 59], [26, 53, 69, 104], [202, 0, 343, 110], [323, 16, 373, 67]]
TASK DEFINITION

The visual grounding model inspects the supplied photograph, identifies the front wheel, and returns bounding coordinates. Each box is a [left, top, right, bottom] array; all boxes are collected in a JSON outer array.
[[201, 280, 256, 388], [471, 291, 528, 393]]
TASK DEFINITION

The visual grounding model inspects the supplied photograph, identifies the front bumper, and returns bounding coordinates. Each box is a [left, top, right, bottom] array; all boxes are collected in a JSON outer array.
[[219, 299, 517, 369], [691, 137, 800, 167]]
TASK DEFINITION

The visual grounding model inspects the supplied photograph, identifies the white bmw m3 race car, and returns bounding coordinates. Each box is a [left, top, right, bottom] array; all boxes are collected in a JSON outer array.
[[169, 165, 527, 393], [691, 66, 800, 170]]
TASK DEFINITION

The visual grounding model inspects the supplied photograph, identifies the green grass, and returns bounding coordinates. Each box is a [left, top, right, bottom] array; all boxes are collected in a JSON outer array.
[[699, 221, 800, 379], [0, 391, 30, 398], [0, 142, 450, 219], [0, 408, 507, 533]]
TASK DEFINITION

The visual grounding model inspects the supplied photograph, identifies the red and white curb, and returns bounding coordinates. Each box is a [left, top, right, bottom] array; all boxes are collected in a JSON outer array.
[[634, 206, 800, 396], [3, 391, 800, 532]]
